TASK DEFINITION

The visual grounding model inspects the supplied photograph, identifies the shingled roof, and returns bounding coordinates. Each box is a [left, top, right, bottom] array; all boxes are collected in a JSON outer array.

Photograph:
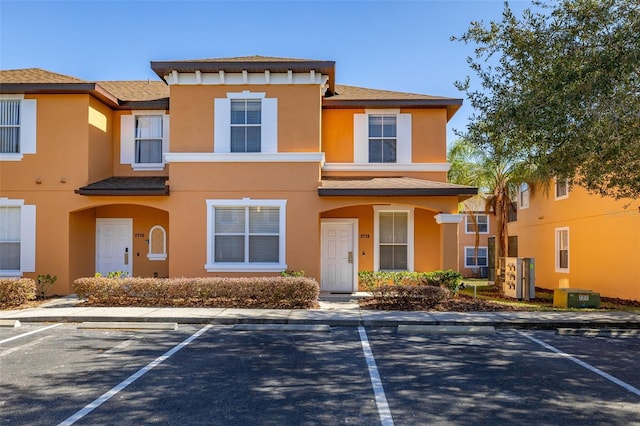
[[0, 68, 87, 84], [318, 177, 477, 197], [324, 84, 462, 120]]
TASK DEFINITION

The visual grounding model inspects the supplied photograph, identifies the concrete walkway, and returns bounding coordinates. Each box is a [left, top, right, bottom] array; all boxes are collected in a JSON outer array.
[[1, 294, 639, 329]]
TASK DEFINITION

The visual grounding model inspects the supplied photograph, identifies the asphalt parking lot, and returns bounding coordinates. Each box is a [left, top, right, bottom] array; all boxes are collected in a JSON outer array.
[[1, 323, 639, 425]]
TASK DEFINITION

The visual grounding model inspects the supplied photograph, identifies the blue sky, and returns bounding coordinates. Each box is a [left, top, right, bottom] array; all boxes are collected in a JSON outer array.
[[0, 0, 532, 144]]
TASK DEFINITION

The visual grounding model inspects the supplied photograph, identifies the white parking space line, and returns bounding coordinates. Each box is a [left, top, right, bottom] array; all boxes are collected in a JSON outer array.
[[0, 323, 62, 345], [358, 327, 394, 426], [518, 331, 640, 397], [57, 324, 213, 426]]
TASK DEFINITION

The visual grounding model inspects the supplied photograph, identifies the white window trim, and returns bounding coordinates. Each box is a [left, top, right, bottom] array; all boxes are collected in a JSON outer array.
[[519, 183, 530, 210], [0, 95, 37, 162], [322, 162, 450, 172], [465, 214, 489, 234], [120, 110, 170, 171], [555, 227, 570, 273], [354, 109, 411, 165], [373, 205, 414, 272], [464, 246, 488, 268], [214, 91, 277, 154], [165, 152, 324, 163], [554, 177, 569, 200], [205, 198, 287, 272], [0, 198, 36, 276], [147, 225, 167, 261]]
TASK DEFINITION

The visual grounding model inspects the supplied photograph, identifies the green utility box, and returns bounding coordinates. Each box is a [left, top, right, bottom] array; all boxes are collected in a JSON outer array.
[[553, 288, 601, 308]]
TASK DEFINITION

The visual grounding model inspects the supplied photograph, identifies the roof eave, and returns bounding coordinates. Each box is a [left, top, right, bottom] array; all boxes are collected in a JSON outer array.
[[150, 60, 336, 93], [322, 98, 463, 120], [0, 82, 120, 107], [74, 187, 170, 196], [318, 187, 478, 197]]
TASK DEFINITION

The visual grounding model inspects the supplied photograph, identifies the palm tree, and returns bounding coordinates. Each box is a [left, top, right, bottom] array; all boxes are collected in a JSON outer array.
[[448, 137, 541, 286]]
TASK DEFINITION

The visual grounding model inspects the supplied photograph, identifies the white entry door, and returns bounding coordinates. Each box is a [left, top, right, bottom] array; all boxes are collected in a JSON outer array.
[[321, 220, 357, 293], [96, 218, 133, 276]]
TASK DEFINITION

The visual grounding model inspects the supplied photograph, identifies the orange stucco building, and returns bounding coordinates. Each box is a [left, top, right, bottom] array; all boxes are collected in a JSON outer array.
[[0, 57, 476, 295], [508, 181, 640, 301]]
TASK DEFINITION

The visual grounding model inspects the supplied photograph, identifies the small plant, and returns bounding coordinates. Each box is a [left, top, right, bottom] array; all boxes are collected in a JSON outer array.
[[280, 269, 305, 277], [36, 274, 57, 299]]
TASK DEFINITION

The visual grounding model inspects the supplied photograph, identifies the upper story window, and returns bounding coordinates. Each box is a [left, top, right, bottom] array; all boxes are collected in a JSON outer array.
[[368, 115, 396, 163], [519, 183, 530, 209], [135, 115, 163, 164], [0, 100, 20, 153], [0, 96, 37, 161], [231, 99, 261, 152], [354, 109, 411, 165], [120, 111, 169, 170], [214, 91, 277, 154], [555, 177, 569, 200], [465, 214, 489, 234]]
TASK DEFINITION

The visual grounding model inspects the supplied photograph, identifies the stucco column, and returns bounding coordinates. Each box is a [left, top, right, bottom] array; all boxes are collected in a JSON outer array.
[[434, 214, 464, 271]]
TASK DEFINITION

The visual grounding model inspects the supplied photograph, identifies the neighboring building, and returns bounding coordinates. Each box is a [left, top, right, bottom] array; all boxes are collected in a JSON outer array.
[[508, 180, 640, 301], [456, 196, 497, 279], [0, 57, 476, 295]]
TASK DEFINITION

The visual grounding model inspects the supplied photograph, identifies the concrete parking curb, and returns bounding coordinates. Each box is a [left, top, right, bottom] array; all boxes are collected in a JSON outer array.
[[77, 322, 179, 330], [0, 319, 21, 328], [398, 325, 496, 334], [233, 324, 331, 332]]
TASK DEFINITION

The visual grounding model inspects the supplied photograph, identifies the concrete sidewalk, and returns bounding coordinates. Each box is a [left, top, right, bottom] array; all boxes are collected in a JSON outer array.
[[1, 294, 639, 329]]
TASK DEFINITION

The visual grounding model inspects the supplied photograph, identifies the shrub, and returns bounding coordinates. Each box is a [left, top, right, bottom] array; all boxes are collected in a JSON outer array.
[[73, 276, 320, 309], [359, 270, 463, 294], [422, 270, 463, 294], [0, 278, 37, 307], [370, 285, 450, 310]]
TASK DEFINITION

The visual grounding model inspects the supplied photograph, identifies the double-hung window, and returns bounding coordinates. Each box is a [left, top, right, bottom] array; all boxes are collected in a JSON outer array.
[[368, 115, 396, 163], [376, 209, 414, 271], [465, 246, 488, 268], [120, 111, 169, 170], [206, 199, 286, 272], [231, 100, 261, 152], [0, 100, 20, 153], [0, 206, 21, 271], [555, 177, 569, 200], [465, 214, 489, 234], [135, 115, 163, 164], [555, 227, 569, 272], [0, 199, 36, 276], [0, 97, 36, 161]]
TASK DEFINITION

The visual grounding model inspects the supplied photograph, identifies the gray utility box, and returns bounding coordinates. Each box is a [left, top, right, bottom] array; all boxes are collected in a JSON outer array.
[[500, 257, 536, 301], [553, 289, 601, 308]]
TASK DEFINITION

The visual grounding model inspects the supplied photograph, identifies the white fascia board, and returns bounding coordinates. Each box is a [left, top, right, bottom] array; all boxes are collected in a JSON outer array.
[[172, 71, 326, 86], [165, 152, 325, 163], [434, 214, 464, 224], [323, 163, 450, 172]]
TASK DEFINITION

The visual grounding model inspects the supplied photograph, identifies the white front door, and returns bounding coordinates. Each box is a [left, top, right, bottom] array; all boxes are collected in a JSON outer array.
[[321, 220, 357, 293], [96, 218, 133, 276]]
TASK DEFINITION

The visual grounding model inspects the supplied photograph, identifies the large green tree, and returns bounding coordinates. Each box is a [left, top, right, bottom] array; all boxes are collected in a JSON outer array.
[[454, 0, 640, 199]]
